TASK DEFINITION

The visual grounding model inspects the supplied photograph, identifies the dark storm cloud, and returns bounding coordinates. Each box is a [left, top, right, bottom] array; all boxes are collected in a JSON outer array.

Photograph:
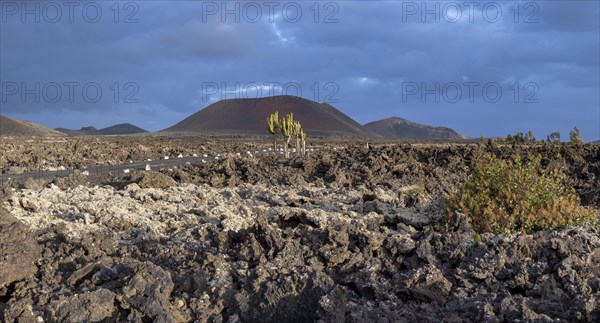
[[0, 0, 598, 140]]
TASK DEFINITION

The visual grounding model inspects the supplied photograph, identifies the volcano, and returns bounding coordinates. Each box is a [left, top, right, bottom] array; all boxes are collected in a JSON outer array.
[[162, 96, 378, 137]]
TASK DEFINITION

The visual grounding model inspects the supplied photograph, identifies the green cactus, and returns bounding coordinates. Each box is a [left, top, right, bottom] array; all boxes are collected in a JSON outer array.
[[299, 129, 306, 156], [267, 112, 279, 151], [279, 113, 297, 158], [294, 121, 302, 151]]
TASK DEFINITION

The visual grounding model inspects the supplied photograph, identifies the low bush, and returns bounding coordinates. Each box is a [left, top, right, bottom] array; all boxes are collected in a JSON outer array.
[[447, 154, 598, 234]]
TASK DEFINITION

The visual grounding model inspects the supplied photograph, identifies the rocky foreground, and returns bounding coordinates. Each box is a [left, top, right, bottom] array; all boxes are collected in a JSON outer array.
[[1, 142, 599, 322]]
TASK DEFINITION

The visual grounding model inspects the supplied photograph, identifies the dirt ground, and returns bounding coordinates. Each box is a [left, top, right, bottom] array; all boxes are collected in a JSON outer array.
[[1, 137, 599, 322]]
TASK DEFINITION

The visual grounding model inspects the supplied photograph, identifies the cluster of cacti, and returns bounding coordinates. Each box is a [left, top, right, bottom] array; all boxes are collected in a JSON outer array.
[[266, 112, 306, 158]]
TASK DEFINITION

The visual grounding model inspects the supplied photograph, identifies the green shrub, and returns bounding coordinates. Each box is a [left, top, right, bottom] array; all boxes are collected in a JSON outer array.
[[569, 127, 584, 145], [447, 154, 597, 234], [546, 131, 561, 143], [503, 131, 536, 144]]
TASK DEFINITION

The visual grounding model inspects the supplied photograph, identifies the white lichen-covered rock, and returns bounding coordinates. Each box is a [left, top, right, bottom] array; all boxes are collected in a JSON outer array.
[[4, 182, 408, 244]]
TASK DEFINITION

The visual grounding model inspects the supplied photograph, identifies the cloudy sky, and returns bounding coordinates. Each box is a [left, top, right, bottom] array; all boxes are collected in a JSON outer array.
[[1, 0, 599, 140]]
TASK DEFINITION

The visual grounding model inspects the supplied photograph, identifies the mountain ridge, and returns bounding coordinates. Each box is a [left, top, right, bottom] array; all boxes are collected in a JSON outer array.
[[364, 117, 467, 140], [0, 115, 64, 137], [56, 123, 147, 136]]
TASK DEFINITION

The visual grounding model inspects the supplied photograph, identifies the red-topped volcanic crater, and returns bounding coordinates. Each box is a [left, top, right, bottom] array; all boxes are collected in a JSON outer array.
[[162, 96, 378, 137]]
